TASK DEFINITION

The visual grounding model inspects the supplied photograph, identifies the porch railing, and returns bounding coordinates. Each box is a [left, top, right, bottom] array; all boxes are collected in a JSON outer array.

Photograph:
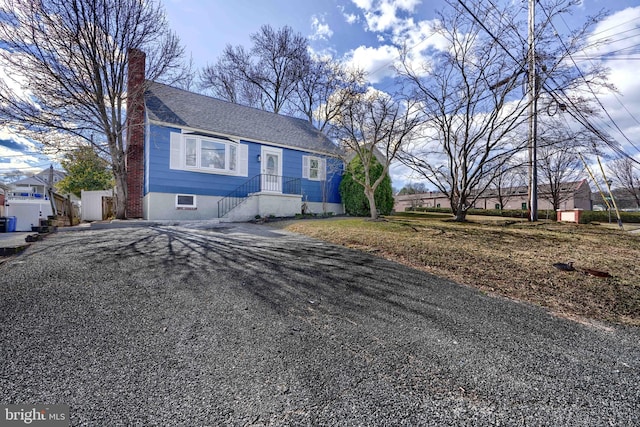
[[217, 174, 301, 218]]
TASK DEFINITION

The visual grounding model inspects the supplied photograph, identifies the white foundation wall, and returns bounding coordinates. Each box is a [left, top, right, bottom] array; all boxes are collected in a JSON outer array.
[[144, 192, 222, 220], [254, 193, 302, 219], [303, 202, 344, 216], [143, 192, 314, 222]]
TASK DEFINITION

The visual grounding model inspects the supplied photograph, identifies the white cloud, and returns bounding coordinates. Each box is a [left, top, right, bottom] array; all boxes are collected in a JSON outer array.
[[365, 1, 401, 32], [0, 127, 44, 176], [345, 44, 400, 83], [585, 6, 640, 60], [398, 18, 448, 52], [310, 15, 334, 41], [351, 0, 373, 10], [345, 13, 359, 24], [343, 15, 448, 83], [351, 0, 422, 33], [343, 0, 449, 83], [338, 4, 360, 24], [582, 6, 640, 157]]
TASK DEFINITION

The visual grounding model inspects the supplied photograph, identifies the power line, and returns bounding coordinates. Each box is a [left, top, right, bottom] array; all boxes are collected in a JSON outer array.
[[588, 16, 640, 38], [572, 56, 640, 60], [545, 6, 640, 151], [455, 0, 640, 167], [585, 27, 640, 48]]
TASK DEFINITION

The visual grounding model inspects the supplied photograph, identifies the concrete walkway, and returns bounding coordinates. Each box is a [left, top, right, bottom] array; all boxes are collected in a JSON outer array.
[[0, 232, 33, 256]]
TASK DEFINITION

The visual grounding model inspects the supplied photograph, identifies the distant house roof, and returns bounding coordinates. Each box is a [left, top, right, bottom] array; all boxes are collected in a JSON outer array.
[[144, 81, 340, 156], [9, 167, 66, 188]]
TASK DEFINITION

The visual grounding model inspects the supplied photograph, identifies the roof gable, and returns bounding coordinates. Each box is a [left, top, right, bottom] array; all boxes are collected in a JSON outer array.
[[145, 81, 340, 155], [10, 176, 47, 187]]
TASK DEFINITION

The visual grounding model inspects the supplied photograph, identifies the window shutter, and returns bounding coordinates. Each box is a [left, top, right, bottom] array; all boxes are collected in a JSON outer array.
[[302, 156, 309, 179], [319, 158, 326, 181], [169, 132, 182, 170], [238, 144, 249, 177]]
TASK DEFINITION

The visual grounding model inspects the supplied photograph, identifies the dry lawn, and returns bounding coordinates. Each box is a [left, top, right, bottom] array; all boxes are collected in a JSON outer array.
[[280, 215, 640, 327]]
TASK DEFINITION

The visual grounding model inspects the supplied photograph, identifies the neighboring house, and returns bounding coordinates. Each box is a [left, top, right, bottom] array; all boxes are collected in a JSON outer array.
[[592, 188, 640, 211], [125, 50, 343, 221], [3, 166, 80, 231], [394, 180, 592, 212], [0, 183, 7, 217], [4, 167, 60, 231], [7, 166, 66, 196]]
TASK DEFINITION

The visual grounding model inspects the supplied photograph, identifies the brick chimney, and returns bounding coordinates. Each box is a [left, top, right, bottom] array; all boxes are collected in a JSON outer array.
[[125, 48, 146, 218]]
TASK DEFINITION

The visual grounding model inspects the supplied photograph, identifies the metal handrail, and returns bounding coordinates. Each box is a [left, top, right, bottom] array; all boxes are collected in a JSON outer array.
[[217, 174, 302, 217]]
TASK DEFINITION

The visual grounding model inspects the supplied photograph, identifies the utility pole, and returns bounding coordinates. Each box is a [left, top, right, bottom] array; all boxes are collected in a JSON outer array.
[[527, 0, 538, 221]]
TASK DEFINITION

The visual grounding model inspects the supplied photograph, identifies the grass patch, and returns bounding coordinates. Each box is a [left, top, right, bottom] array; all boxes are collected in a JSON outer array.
[[282, 216, 640, 326]]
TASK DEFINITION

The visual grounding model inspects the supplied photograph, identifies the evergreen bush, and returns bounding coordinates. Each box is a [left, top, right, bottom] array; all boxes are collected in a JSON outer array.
[[340, 156, 394, 216]]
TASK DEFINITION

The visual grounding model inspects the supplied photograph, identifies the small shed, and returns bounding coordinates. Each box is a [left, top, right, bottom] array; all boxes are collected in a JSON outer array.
[[81, 190, 115, 221]]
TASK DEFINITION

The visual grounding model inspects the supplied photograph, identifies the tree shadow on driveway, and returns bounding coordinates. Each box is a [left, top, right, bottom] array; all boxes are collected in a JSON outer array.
[[4, 224, 640, 425]]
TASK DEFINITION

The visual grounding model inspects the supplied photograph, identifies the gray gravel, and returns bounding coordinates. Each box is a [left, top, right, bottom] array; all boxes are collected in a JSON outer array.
[[1, 223, 639, 426]]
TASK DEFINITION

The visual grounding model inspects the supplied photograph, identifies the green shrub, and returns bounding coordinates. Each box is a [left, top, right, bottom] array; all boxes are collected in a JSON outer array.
[[340, 156, 394, 216], [579, 210, 640, 224], [402, 206, 640, 224], [406, 206, 452, 214]]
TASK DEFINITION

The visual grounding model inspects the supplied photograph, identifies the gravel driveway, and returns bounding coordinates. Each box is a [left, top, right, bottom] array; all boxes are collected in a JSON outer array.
[[1, 222, 639, 426]]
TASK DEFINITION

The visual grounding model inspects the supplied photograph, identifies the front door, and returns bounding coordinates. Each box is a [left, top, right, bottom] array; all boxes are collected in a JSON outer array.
[[261, 147, 282, 192]]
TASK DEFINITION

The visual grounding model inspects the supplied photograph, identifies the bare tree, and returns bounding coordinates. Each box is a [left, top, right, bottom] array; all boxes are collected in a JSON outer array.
[[607, 157, 640, 209], [398, 0, 610, 221], [294, 57, 365, 132], [537, 141, 584, 211], [199, 51, 265, 108], [397, 2, 529, 221], [398, 182, 428, 195], [491, 163, 527, 210], [200, 25, 308, 114], [328, 87, 421, 220], [0, 0, 188, 219]]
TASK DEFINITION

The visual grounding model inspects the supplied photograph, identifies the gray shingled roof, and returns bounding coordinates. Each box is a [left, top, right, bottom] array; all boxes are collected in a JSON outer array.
[[145, 81, 340, 155]]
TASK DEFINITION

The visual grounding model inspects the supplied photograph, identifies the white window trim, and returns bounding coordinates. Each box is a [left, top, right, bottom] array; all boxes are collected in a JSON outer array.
[[302, 155, 326, 181], [184, 135, 238, 174], [170, 132, 248, 177], [176, 194, 197, 210]]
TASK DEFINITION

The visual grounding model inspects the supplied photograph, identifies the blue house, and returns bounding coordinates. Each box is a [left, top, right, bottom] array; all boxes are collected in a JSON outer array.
[[125, 51, 344, 221]]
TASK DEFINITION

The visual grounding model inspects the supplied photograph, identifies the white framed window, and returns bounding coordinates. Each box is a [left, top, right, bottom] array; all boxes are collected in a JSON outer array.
[[170, 132, 248, 177], [176, 194, 196, 210], [184, 135, 237, 172], [302, 155, 326, 181]]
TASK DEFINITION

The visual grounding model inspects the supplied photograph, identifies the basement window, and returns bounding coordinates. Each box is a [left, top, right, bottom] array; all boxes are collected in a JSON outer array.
[[176, 194, 197, 210]]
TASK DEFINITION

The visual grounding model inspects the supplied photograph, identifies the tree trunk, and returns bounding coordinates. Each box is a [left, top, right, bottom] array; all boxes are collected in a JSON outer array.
[[365, 186, 378, 220], [454, 207, 467, 222], [453, 196, 468, 221], [114, 170, 127, 219]]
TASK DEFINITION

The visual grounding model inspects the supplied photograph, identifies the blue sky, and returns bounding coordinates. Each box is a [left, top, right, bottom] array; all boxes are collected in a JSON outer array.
[[164, 0, 459, 86], [1, 0, 639, 188], [162, 0, 640, 187], [162, 0, 638, 81]]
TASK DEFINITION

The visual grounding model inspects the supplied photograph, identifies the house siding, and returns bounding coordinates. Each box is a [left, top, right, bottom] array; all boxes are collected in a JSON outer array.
[[144, 123, 342, 215], [146, 124, 257, 197]]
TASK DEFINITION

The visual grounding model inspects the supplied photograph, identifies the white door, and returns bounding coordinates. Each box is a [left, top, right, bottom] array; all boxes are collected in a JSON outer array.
[[261, 147, 282, 192]]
